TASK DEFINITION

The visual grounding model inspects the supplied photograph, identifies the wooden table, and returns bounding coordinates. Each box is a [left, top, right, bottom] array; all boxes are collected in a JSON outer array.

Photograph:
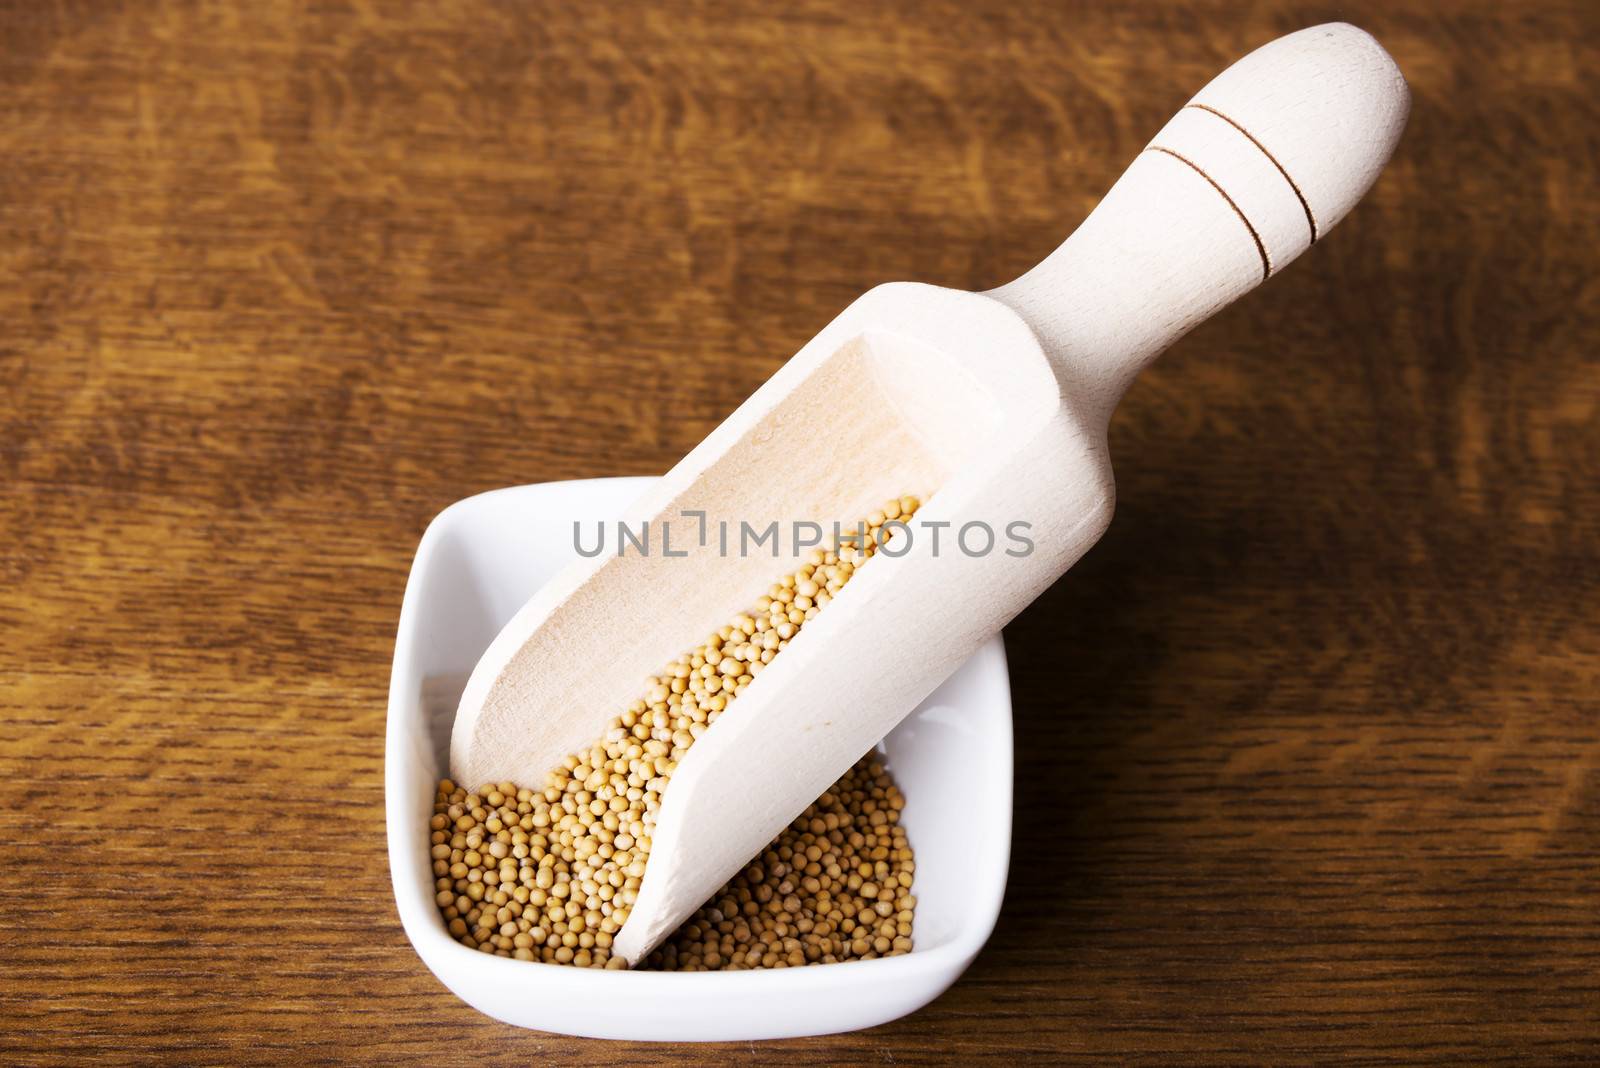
[[3, 2, 1595, 1063]]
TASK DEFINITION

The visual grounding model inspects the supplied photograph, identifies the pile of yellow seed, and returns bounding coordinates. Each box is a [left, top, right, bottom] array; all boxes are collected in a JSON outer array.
[[641, 753, 915, 970], [430, 496, 921, 969]]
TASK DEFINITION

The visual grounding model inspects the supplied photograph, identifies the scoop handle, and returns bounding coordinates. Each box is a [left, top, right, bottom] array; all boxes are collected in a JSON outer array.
[[986, 23, 1409, 430]]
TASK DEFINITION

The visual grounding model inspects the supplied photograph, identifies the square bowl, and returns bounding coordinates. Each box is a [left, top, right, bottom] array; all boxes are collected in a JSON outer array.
[[386, 476, 1013, 1041]]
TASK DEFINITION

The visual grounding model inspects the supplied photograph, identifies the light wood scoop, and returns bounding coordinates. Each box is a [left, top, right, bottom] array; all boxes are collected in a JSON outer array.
[[452, 24, 1410, 964]]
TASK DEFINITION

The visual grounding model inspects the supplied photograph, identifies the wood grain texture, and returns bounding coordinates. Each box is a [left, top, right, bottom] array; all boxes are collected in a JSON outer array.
[[1, 0, 1595, 1063]]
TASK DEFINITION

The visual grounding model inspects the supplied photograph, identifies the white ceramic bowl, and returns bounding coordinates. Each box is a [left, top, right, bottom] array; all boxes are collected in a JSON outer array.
[[386, 476, 1013, 1041]]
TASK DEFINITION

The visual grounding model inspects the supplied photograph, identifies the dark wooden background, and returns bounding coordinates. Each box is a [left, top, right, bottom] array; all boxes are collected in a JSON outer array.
[[2, 1, 1596, 1063]]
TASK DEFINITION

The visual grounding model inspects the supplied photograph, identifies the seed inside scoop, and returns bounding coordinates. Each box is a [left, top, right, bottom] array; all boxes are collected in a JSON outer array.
[[429, 497, 922, 969]]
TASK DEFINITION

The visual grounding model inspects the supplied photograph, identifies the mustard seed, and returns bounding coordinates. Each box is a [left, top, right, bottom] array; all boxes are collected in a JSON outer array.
[[641, 753, 914, 971], [431, 499, 922, 970]]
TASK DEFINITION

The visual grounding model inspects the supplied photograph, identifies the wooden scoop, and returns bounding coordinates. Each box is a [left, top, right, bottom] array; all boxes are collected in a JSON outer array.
[[452, 24, 1409, 964]]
